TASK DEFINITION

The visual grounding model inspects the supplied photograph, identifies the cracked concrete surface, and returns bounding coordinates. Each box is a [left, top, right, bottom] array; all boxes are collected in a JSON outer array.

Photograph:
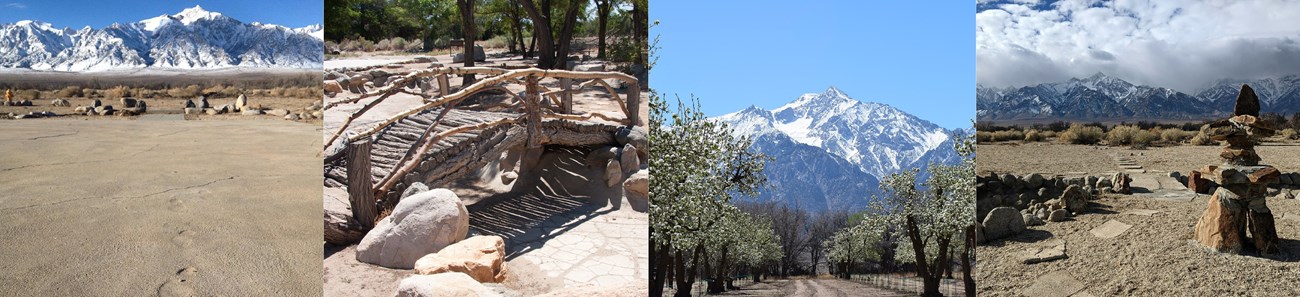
[[0, 120, 323, 296]]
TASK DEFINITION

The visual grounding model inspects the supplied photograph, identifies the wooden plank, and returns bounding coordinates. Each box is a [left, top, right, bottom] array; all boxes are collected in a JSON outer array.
[[560, 77, 573, 114]]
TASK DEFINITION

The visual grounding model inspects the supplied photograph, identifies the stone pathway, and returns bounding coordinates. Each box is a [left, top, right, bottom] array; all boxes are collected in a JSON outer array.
[[1020, 239, 1068, 264], [500, 205, 648, 288], [1023, 271, 1092, 297], [1089, 220, 1133, 239], [1109, 153, 1200, 202]]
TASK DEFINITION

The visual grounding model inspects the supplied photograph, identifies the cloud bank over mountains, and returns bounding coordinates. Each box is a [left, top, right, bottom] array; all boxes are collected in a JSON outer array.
[[976, 0, 1300, 92]]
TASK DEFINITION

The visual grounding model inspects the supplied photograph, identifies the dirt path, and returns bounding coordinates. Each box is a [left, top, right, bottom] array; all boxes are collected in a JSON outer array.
[[707, 278, 911, 297]]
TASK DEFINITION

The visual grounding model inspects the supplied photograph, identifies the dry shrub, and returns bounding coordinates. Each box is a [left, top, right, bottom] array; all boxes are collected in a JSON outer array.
[[104, 85, 132, 98], [1190, 124, 1217, 146], [405, 39, 424, 52], [976, 131, 993, 143], [56, 86, 83, 97], [376, 39, 392, 51], [1160, 129, 1194, 143], [1024, 129, 1045, 142], [1106, 125, 1157, 146], [167, 85, 202, 98], [992, 129, 1024, 142], [1040, 130, 1057, 139], [15, 89, 40, 100], [1059, 124, 1103, 145], [1280, 128, 1298, 140]]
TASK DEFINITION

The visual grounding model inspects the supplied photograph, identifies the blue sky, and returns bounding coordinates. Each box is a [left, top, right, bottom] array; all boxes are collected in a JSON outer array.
[[0, 0, 322, 28], [651, 1, 974, 129]]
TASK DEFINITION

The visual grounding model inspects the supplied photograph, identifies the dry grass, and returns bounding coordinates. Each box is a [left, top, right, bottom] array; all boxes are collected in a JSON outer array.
[[1059, 124, 1104, 145]]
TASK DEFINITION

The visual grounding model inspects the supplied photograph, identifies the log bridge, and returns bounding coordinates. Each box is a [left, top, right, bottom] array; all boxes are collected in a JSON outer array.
[[322, 67, 641, 228]]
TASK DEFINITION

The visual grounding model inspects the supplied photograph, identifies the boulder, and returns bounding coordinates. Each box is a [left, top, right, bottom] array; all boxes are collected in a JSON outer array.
[[215, 104, 230, 114], [1111, 172, 1133, 194], [183, 99, 196, 108], [205, 108, 220, 115], [414, 235, 507, 283], [356, 189, 469, 269], [1193, 188, 1245, 254], [74, 106, 89, 113], [1023, 213, 1045, 226], [241, 109, 263, 116], [620, 144, 640, 174], [324, 81, 343, 93], [1035, 208, 1050, 221], [1086, 176, 1099, 189], [585, 145, 619, 168], [267, 109, 290, 116], [1188, 170, 1210, 193], [474, 45, 486, 62], [285, 113, 300, 121], [614, 126, 649, 162], [402, 182, 430, 200], [197, 96, 209, 109], [395, 273, 501, 297], [120, 98, 138, 108], [981, 207, 1026, 241], [1023, 173, 1044, 189], [51, 99, 71, 107], [323, 187, 366, 245], [1001, 174, 1021, 190], [235, 94, 248, 112], [1049, 209, 1071, 222], [90, 99, 102, 107], [1058, 185, 1089, 213], [184, 107, 199, 115], [605, 159, 623, 187], [137, 100, 147, 113], [624, 169, 649, 199]]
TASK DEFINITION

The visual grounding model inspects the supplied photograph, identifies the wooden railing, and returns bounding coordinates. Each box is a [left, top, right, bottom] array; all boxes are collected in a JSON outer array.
[[323, 66, 640, 226]]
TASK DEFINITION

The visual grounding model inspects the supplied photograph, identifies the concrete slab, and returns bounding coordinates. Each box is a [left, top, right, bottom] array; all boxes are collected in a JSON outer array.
[[1157, 176, 1188, 191], [1020, 239, 1068, 264], [1090, 220, 1133, 239], [1023, 271, 1086, 297]]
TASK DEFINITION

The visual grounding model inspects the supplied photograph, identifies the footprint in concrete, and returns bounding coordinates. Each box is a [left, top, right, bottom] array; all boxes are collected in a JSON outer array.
[[171, 230, 195, 247], [156, 267, 199, 297], [167, 198, 185, 211]]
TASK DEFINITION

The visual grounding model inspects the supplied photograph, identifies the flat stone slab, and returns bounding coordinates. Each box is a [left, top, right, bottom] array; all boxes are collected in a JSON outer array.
[[1156, 176, 1188, 191], [1125, 169, 1147, 173], [1283, 213, 1300, 222], [1090, 220, 1133, 239], [1020, 239, 1068, 264], [1123, 209, 1162, 216], [1131, 175, 1160, 191], [1146, 191, 1198, 202], [1023, 271, 1086, 297]]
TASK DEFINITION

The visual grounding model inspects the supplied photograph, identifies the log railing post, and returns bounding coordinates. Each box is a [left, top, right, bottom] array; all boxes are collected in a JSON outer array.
[[437, 73, 450, 97], [626, 81, 641, 126], [346, 138, 377, 229], [560, 77, 573, 114]]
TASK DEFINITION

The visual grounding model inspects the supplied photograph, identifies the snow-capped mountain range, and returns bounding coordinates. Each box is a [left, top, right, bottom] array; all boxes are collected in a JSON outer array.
[[714, 87, 966, 211], [0, 6, 323, 72], [977, 73, 1300, 121]]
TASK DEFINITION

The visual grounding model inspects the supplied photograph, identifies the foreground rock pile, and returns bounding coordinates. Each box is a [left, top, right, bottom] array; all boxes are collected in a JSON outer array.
[[1192, 84, 1281, 255], [182, 94, 323, 121]]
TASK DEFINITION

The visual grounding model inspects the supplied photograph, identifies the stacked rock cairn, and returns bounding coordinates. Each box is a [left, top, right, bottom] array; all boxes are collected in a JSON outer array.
[[1192, 84, 1280, 255]]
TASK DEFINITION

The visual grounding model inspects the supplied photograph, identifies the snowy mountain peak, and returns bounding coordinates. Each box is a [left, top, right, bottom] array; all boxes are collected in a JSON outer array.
[[715, 88, 955, 179], [0, 7, 323, 71], [175, 5, 225, 24]]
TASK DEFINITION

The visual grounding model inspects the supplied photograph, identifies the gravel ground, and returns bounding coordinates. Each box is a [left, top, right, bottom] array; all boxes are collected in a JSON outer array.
[[976, 194, 1300, 296], [978, 142, 1300, 175]]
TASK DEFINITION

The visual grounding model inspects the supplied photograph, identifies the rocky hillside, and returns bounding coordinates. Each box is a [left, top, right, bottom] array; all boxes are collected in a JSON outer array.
[[977, 73, 1300, 121]]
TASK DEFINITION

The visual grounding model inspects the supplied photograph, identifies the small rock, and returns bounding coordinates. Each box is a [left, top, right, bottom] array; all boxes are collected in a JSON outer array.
[[401, 182, 430, 200], [241, 109, 263, 115], [285, 113, 300, 121], [501, 171, 518, 184], [1023, 213, 1046, 226], [1024, 173, 1044, 189], [605, 159, 623, 187], [50, 99, 71, 107], [624, 169, 649, 199], [267, 109, 290, 116], [621, 144, 640, 174], [1048, 209, 1071, 222], [413, 235, 507, 283], [235, 94, 248, 112]]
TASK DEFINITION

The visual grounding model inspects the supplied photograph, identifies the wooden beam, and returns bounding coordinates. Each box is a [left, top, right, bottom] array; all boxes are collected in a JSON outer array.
[[346, 139, 377, 229], [560, 77, 573, 114]]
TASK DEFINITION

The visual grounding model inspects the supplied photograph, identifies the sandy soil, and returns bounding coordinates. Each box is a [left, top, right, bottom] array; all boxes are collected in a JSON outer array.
[[705, 277, 914, 297], [0, 119, 322, 296], [977, 142, 1300, 175], [977, 142, 1300, 296]]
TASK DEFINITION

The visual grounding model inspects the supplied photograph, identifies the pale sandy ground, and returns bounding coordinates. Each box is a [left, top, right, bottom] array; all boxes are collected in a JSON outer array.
[[977, 142, 1300, 175], [322, 54, 648, 296], [977, 142, 1300, 296], [0, 119, 323, 296]]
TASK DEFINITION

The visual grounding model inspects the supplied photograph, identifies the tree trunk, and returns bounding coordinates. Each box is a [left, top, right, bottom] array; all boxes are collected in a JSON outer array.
[[651, 236, 669, 297], [630, 0, 647, 66], [457, 0, 476, 85], [962, 224, 976, 297], [517, 0, 555, 69], [906, 215, 944, 297], [707, 245, 728, 294], [595, 0, 609, 59], [553, 0, 581, 69]]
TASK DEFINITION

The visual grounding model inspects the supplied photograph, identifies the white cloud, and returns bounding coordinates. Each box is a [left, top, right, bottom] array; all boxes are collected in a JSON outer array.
[[977, 0, 1300, 92], [3, 3, 26, 9]]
